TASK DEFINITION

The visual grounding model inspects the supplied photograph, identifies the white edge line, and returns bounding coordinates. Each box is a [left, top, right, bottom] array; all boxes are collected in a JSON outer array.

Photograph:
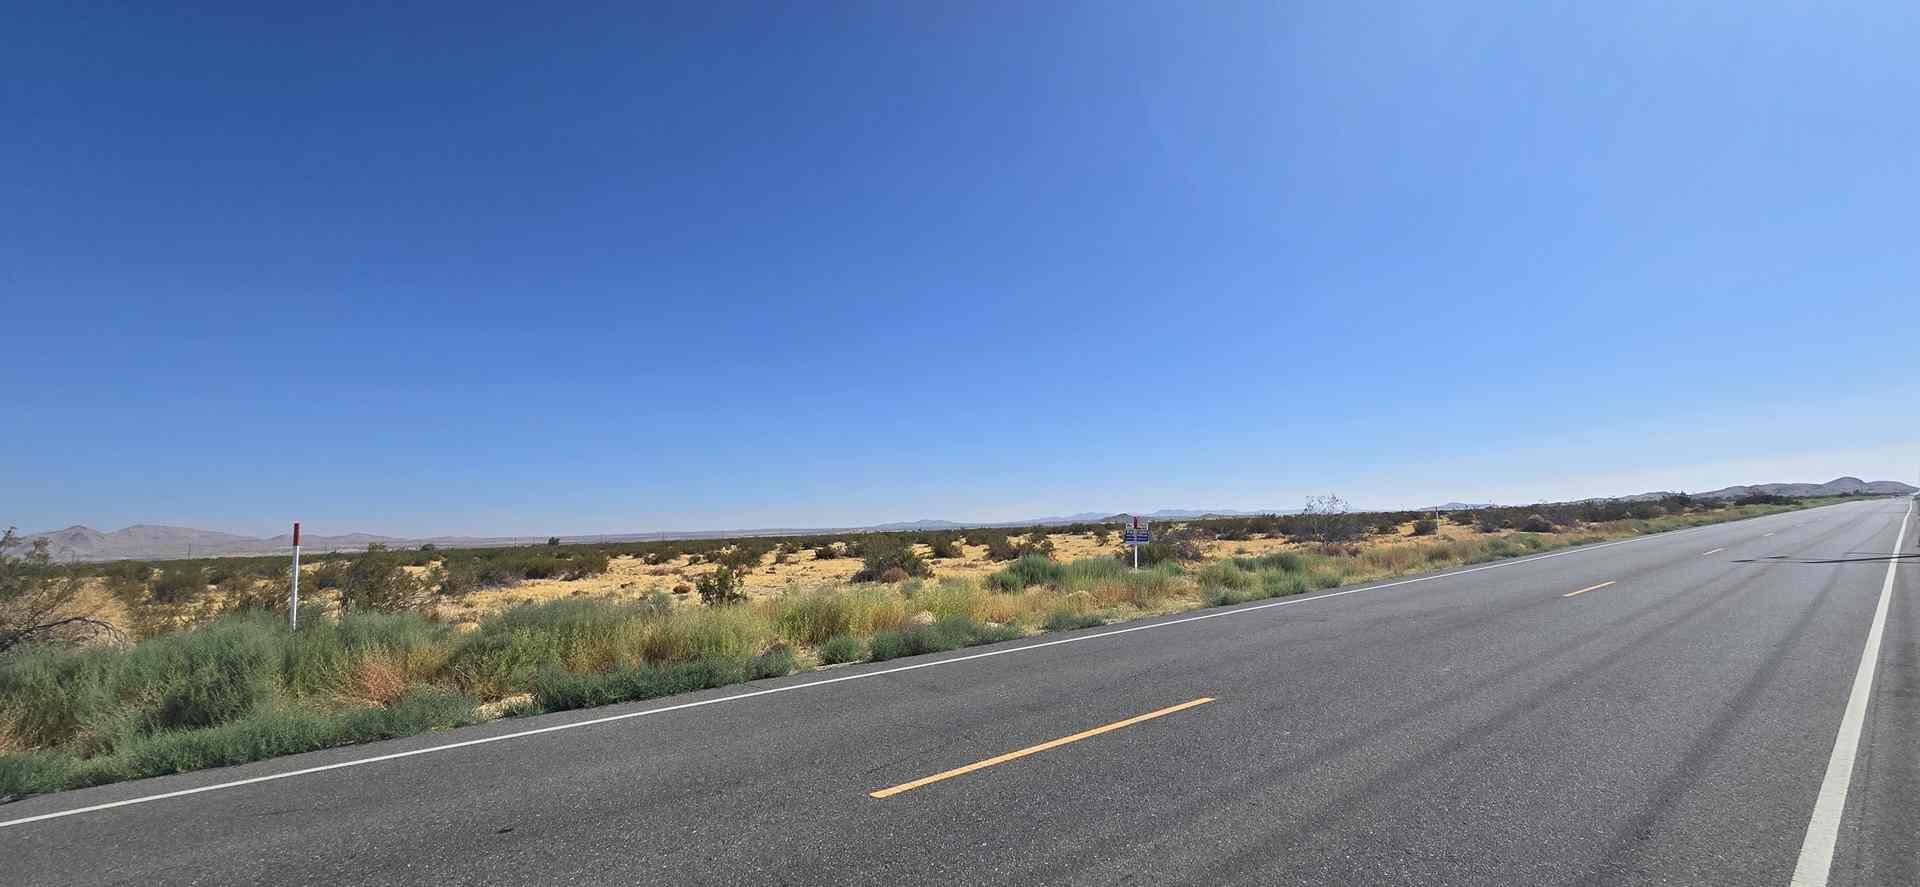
[[0, 506, 1840, 830], [1789, 498, 1912, 886]]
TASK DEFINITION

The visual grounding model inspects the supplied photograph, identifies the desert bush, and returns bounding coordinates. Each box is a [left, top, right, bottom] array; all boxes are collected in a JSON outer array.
[[695, 567, 745, 606], [1302, 494, 1362, 542], [1518, 514, 1557, 533], [813, 543, 839, 560], [714, 543, 771, 572], [148, 565, 207, 605], [435, 558, 517, 596], [338, 545, 431, 614], [1411, 519, 1439, 536], [850, 541, 931, 583], [926, 536, 962, 559]]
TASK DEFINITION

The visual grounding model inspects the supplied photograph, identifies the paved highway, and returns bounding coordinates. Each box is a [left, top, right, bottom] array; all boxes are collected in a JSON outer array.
[[3, 498, 1913, 885]]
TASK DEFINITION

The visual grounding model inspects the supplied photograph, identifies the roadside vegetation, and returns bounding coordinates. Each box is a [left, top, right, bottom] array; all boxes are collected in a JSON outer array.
[[0, 493, 1868, 798]]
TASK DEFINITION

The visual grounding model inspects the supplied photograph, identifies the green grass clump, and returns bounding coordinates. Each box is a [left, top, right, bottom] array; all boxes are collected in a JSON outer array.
[[865, 617, 1022, 662], [0, 688, 480, 797], [1197, 562, 1256, 592], [531, 659, 750, 712], [1259, 571, 1312, 598], [986, 554, 1066, 591], [818, 634, 867, 665], [1042, 611, 1106, 631]]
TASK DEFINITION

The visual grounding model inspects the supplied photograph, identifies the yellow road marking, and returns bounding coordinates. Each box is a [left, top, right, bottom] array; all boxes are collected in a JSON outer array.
[[868, 697, 1216, 799], [1563, 580, 1617, 598], [1703, 547, 1726, 556]]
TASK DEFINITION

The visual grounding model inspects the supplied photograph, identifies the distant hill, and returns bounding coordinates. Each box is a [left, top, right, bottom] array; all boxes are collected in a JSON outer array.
[[1623, 476, 1916, 501], [8, 477, 1911, 562]]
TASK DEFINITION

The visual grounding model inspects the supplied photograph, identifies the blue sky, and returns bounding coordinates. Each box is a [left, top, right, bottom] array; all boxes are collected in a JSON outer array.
[[4, 1, 1916, 537]]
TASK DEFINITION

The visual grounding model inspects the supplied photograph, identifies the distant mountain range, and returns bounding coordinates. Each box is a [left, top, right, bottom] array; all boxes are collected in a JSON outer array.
[[7, 477, 1912, 563], [1614, 476, 1917, 502]]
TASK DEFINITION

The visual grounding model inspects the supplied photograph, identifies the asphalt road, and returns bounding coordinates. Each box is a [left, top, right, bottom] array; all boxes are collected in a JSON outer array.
[[4, 498, 1914, 886]]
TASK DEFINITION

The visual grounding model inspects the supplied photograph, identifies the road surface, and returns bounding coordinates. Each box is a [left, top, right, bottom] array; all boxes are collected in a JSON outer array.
[[3, 497, 1914, 885]]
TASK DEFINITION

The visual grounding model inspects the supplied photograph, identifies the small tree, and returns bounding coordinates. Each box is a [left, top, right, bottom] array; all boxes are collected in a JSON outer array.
[[1302, 495, 1359, 542], [1410, 518, 1439, 536], [547, 536, 560, 547], [0, 529, 119, 653], [696, 566, 745, 606]]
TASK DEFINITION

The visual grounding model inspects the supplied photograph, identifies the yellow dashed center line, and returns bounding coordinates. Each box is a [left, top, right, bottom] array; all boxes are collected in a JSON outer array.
[[1563, 580, 1617, 598], [869, 697, 1216, 799]]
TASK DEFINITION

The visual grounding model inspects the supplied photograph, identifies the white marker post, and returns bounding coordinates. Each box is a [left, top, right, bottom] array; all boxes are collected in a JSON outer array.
[[289, 522, 301, 630], [1123, 516, 1150, 571]]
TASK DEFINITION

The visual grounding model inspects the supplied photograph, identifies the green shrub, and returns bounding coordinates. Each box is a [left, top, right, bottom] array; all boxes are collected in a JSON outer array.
[[1411, 519, 1439, 536], [748, 648, 795, 680], [0, 751, 77, 798], [147, 621, 279, 731], [696, 567, 745, 606], [338, 545, 431, 613], [818, 634, 866, 664], [850, 542, 931, 583], [1518, 514, 1557, 533], [148, 565, 206, 604]]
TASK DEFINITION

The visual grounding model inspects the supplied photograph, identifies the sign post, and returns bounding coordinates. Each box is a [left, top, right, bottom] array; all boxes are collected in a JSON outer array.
[[289, 522, 301, 630], [1122, 516, 1150, 571]]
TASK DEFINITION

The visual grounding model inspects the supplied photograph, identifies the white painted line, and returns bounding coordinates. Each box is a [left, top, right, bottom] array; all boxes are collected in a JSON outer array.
[[1764, 532, 1776, 538], [0, 506, 1854, 831], [1702, 548, 1725, 556], [1789, 498, 1913, 886]]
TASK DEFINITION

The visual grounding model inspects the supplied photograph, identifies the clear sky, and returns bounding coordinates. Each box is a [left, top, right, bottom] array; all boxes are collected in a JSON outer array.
[[5, 1, 1916, 537]]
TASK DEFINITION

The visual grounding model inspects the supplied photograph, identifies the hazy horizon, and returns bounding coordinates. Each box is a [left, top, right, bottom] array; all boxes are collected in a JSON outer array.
[[17, 446, 1914, 540]]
